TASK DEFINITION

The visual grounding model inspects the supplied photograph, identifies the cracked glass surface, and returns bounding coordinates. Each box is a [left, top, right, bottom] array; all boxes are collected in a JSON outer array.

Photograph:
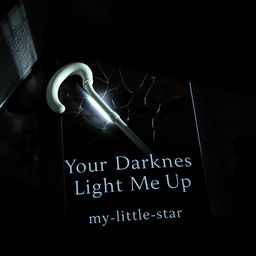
[[60, 62, 209, 235], [60, 62, 195, 154]]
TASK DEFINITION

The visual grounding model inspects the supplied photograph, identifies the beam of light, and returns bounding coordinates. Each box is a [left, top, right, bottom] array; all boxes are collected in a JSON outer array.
[[87, 94, 113, 123], [0, 1, 38, 108], [1, 1, 38, 79]]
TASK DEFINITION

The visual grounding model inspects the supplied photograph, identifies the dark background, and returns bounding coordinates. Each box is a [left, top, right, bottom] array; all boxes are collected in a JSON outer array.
[[0, 0, 249, 251]]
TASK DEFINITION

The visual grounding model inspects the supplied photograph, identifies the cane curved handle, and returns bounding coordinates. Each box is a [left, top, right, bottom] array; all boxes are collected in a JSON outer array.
[[46, 62, 119, 121]]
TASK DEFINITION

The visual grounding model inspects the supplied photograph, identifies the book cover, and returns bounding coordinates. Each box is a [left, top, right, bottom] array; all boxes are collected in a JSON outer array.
[[49, 61, 210, 239]]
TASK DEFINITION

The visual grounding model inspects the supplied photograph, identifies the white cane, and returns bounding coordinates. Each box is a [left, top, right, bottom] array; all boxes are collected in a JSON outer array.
[[46, 62, 152, 155]]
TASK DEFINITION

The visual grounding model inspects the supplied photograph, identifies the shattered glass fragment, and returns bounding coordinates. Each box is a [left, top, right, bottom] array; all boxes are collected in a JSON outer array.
[[59, 62, 192, 151]]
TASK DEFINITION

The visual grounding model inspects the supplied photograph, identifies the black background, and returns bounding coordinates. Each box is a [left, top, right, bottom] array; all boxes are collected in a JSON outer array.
[[0, 0, 249, 252]]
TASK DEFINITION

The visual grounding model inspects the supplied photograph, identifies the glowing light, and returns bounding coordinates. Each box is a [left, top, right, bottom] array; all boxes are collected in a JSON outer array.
[[87, 95, 113, 123]]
